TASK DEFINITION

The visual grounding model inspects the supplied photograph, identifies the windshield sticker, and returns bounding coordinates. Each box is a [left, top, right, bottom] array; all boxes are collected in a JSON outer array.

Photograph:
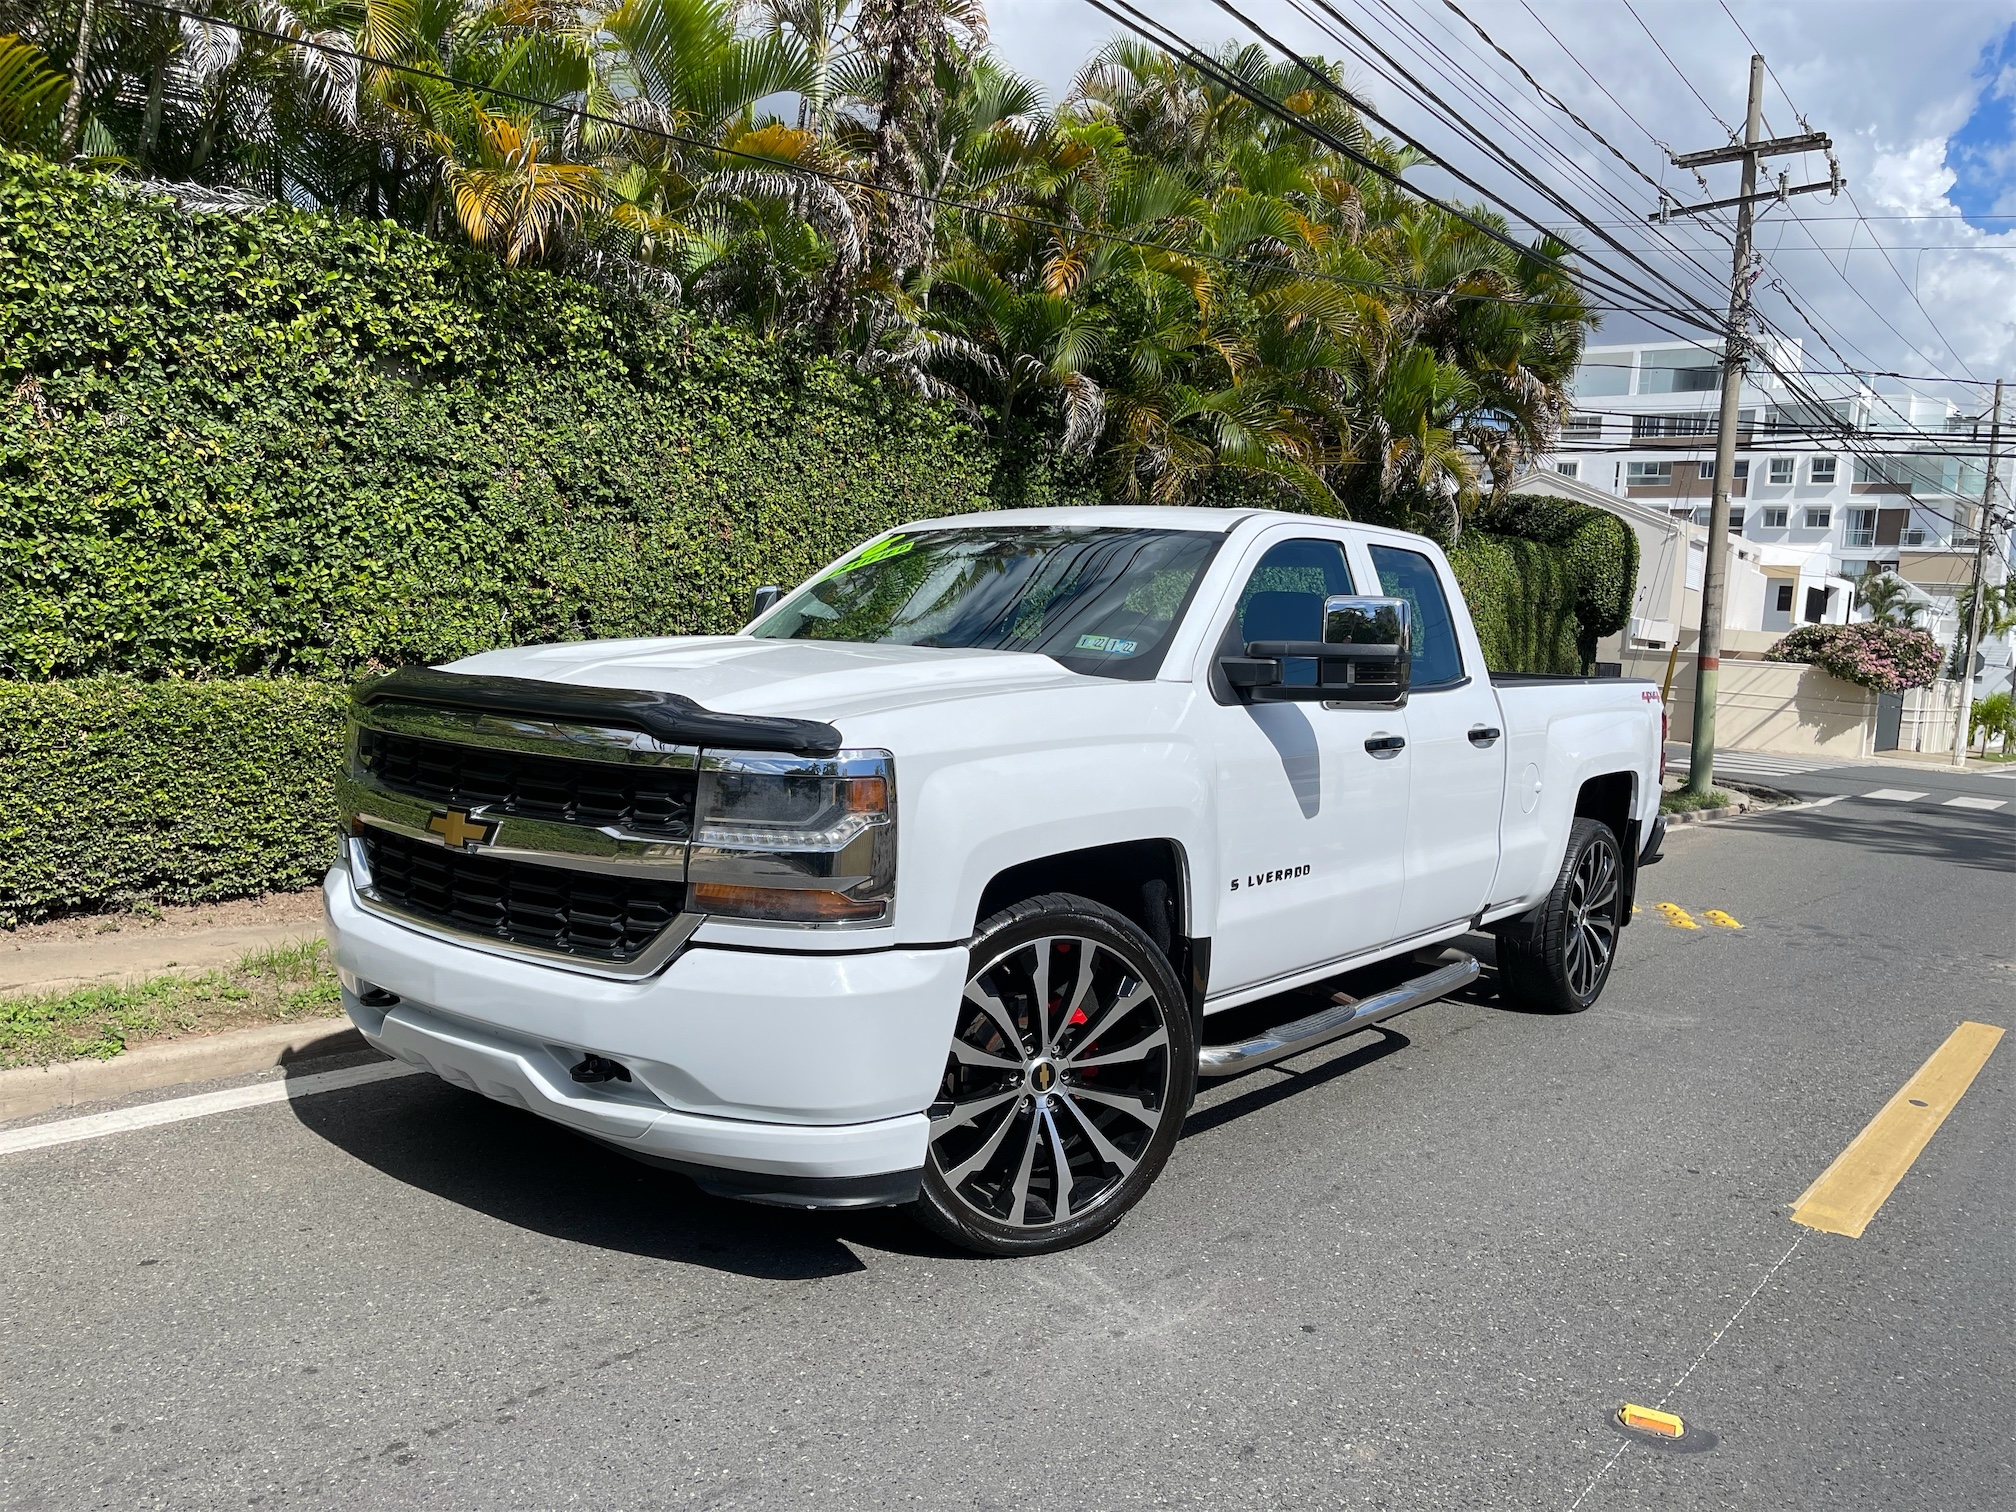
[[820, 534, 915, 582], [1074, 634, 1140, 655]]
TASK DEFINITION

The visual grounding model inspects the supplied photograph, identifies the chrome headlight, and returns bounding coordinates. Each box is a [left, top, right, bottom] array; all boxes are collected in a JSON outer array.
[[688, 750, 895, 925]]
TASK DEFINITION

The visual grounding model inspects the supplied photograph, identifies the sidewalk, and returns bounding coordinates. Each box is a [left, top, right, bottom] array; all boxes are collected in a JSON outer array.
[[1, 892, 325, 999]]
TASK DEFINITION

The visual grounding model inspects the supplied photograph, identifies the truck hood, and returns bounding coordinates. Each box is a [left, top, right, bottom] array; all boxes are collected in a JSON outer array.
[[443, 637, 1095, 725]]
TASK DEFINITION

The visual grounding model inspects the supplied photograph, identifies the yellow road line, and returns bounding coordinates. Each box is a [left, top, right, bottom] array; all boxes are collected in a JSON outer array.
[[1791, 1021, 2006, 1238]]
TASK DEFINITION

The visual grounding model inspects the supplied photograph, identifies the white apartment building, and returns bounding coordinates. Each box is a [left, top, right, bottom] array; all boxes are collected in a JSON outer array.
[[1546, 339, 2011, 696]]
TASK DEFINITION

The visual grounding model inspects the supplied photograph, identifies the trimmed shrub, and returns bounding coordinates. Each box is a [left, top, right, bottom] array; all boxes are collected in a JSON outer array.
[[1448, 530, 1583, 674], [1471, 493, 1639, 665], [1764, 622, 1943, 692], [0, 678, 347, 925]]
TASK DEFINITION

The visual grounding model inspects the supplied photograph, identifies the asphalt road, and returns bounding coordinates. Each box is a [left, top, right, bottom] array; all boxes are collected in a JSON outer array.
[[2, 787, 2010, 1511]]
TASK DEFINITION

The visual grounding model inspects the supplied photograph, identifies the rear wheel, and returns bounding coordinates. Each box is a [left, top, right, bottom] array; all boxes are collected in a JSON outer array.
[[909, 893, 1196, 1256], [1493, 818, 1624, 1014]]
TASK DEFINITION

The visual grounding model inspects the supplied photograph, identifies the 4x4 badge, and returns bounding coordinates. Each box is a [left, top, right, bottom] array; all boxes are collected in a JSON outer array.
[[426, 809, 497, 850]]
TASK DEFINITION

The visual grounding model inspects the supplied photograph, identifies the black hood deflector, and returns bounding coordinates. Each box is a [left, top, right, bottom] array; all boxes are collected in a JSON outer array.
[[355, 667, 844, 756]]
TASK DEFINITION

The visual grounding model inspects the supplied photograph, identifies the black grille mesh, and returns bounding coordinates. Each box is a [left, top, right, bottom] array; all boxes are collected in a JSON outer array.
[[356, 728, 694, 837], [361, 830, 684, 962]]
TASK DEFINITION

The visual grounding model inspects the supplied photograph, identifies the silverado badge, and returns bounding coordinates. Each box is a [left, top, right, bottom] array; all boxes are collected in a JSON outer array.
[[426, 808, 498, 851]]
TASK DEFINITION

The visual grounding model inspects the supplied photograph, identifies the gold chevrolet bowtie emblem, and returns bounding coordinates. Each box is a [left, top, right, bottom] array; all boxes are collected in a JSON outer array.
[[426, 809, 497, 850]]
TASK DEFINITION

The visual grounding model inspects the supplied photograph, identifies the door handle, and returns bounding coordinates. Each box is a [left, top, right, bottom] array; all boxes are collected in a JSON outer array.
[[1467, 725, 1502, 747], [1364, 734, 1406, 756]]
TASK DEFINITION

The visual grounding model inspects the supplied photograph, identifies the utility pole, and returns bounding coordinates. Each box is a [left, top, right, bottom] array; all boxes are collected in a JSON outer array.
[[1951, 378, 2004, 767], [1653, 58, 1841, 795]]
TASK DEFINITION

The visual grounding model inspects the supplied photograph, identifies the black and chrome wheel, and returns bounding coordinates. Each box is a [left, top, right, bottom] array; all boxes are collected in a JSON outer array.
[[1493, 818, 1624, 1014], [909, 893, 1196, 1256]]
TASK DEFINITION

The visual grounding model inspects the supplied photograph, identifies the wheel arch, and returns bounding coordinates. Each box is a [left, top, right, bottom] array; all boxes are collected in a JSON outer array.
[[973, 839, 1209, 1022], [1573, 770, 1640, 924]]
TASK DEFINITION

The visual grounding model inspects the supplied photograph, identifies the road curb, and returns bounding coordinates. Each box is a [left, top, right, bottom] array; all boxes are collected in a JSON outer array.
[[1659, 777, 1805, 830], [0, 1018, 368, 1125]]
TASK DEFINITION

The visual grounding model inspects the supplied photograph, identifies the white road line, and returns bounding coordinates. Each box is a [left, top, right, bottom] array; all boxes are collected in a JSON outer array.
[[0, 1060, 422, 1158], [1943, 795, 2008, 811], [1861, 789, 1929, 802]]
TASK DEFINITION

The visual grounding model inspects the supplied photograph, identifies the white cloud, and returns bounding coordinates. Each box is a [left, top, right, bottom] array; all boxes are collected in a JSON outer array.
[[983, 0, 2016, 392]]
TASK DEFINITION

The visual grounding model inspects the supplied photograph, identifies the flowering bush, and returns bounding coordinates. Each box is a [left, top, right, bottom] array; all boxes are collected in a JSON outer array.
[[1764, 623, 1944, 691]]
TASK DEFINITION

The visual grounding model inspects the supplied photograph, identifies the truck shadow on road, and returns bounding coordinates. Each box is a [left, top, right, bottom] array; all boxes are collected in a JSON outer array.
[[288, 1076, 944, 1277]]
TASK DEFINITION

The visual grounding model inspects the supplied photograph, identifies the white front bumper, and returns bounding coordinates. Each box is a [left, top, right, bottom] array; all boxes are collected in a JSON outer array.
[[323, 867, 966, 1184]]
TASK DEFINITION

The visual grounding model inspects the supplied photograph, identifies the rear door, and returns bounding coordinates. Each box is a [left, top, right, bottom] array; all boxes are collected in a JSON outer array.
[[1356, 540, 1507, 941], [1199, 529, 1411, 993]]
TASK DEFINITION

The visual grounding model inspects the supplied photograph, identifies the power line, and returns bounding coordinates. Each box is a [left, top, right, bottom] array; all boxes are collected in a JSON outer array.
[[107, 0, 1669, 315], [1272, 0, 1731, 317], [1706, 3, 1989, 383], [1429, 0, 1668, 199], [1083, 0, 1726, 336], [1623, 0, 1736, 139], [1352, 0, 1738, 312]]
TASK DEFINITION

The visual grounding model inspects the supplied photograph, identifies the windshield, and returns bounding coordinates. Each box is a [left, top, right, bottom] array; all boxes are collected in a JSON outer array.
[[752, 525, 1223, 680]]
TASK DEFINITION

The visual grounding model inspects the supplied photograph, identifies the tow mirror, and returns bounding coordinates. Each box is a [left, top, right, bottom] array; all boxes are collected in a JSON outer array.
[[749, 585, 783, 620], [1223, 595, 1412, 704]]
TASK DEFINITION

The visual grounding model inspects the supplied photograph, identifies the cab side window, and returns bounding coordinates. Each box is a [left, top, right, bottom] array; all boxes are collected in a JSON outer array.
[[1226, 538, 1356, 694], [1368, 544, 1464, 689], [1234, 538, 1357, 643]]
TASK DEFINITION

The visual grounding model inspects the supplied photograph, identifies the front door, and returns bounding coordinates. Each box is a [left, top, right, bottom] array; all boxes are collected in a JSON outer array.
[[1362, 541, 1507, 941], [1203, 533, 1411, 995]]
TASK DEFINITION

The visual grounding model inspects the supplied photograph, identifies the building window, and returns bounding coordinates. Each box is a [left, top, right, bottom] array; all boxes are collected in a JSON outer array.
[[1555, 460, 1579, 479], [1634, 413, 1715, 439], [1626, 461, 1673, 486], [1768, 457, 1795, 484], [1563, 414, 1602, 440], [1697, 459, 1751, 481], [1804, 507, 1832, 530], [1728, 506, 1746, 530], [1775, 583, 1795, 612], [1760, 506, 1789, 528], [1846, 508, 1876, 548], [1810, 456, 1837, 484], [1804, 586, 1830, 623]]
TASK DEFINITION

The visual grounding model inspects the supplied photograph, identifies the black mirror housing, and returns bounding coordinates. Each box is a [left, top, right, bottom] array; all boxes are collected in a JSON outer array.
[[1223, 595, 1412, 703], [749, 585, 783, 620]]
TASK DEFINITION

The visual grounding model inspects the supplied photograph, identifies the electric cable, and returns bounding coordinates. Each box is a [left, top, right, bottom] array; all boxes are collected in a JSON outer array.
[[109, 0, 1667, 315]]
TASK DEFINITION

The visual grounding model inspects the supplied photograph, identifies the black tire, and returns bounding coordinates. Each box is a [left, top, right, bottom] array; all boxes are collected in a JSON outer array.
[[908, 892, 1197, 1256], [1492, 818, 1625, 1014]]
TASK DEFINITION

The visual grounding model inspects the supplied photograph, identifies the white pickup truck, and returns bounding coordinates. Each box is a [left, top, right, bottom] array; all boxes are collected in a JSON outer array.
[[326, 506, 1666, 1253]]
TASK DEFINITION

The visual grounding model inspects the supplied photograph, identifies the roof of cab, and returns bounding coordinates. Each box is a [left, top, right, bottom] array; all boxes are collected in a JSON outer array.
[[892, 505, 1280, 535]]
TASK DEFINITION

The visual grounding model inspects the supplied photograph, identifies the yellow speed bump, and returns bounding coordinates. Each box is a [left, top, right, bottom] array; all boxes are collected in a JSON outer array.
[[1618, 1403, 1685, 1438], [1791, 1021, 2005, 1238], [1703, 909, 1743, 929], [1654, 902, 1699, 929]]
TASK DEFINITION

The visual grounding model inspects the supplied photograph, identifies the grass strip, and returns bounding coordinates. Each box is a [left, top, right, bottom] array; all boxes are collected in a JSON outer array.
[[0, 940, 342, 1070], [1660, 786, 1735, 815]]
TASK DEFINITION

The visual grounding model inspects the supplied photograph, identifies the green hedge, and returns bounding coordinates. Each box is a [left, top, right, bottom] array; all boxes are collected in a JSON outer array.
[[1469, 493, 1639, 668], [1449, 530, 1583, 674], [0, 679, 346, 925], [0, 152, 1076, 681]]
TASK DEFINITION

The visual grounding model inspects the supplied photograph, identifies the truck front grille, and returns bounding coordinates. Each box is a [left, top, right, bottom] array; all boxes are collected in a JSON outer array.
[[360, 830, 685, 963], [356, 729, 694, 838]]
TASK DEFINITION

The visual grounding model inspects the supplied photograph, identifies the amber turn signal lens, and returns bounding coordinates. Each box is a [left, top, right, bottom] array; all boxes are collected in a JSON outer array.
[[690, 882, 886, 923], [843, 776, 889, 814]]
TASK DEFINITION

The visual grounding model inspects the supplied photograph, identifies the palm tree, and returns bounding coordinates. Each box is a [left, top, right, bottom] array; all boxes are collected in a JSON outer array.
[[1858, 572, 1924, 628], [0, 32, 68, 151]]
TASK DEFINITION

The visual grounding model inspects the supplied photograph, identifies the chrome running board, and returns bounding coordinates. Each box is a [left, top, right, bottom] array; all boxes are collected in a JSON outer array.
[[1197, 953, 1480, 1078]]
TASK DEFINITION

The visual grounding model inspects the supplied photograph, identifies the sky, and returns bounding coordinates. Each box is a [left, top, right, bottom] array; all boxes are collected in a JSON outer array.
[[981, 0, 2016, 417]]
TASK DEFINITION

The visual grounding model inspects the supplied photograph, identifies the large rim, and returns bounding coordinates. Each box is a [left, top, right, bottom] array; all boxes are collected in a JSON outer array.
[[928, 934, 1174, 1231], [1562, 836, 1621, 1001]]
